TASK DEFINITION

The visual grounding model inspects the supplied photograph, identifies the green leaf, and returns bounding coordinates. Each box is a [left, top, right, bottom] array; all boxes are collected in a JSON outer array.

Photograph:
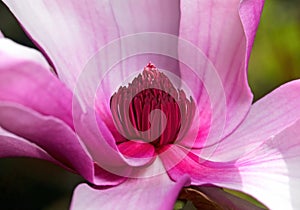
[[173, 200, 186, 210]]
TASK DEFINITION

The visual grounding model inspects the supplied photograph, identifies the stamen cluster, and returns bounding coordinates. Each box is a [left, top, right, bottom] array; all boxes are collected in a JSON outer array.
[[110, 63, 195, 147]]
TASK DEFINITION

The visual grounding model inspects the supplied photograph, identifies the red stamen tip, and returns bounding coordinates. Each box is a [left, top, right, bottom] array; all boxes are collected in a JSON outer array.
[[146, 62, 156, 69]]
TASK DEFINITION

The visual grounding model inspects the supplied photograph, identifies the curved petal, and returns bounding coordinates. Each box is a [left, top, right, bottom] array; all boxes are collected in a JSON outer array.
[[178, 0, 264, 139], [1, 113, 128, 209], [0, 36, 48, 70], [93, 163, 128, 186], [73, 106, 156, 171], [73, 106, 128, 167], [210, 80, 300, 161], [160, 145, 241, 185], [239, 0, 265, 64], [0, 126, 57, 162], [0, 102, 94, 183], [0, 38, 126, 186], [70, 159, 190, 210], [117, 141, 156, 166], [3, 0, 181, 89], [233, 120, 300, 210], [163, 120, 300, 210], [0, 37, 74, 128], [0, 117, 126, 187]]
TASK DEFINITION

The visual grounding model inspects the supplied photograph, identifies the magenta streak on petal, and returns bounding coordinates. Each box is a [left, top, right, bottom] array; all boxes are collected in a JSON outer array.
[[117, 140, 156, 166], [159, 144, 241, 186]]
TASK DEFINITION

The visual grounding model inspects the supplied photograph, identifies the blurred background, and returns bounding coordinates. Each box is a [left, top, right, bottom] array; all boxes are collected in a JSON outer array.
[[0, 1, 300, 209]]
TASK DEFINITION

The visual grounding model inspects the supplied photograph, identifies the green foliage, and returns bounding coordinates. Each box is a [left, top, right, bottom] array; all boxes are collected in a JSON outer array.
[[248, 0, 300, 100], [173, 200, 186, 210]]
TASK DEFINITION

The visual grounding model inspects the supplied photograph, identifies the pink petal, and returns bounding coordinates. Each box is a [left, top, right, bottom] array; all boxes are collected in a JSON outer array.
[[160, 145, 239, 185], [3, 0, 181, 89], [0, 38, 125, 186], [0, 126, 57, 162], [72, 105, 156, 172], [75, 35, 182, 163], [93, 163, 128, 186], [233, 120, 300, 210], [0, 31, 4, 38], [72, 106, 128, 168], [117, 140, 156, 166], [210, 80, 300, 161], [0, 102, 94, 183], [0, 36, 49, 70], [240, 0, 265, 64], [165, 81, 300, 210], [0, 38, 74, 128], [70, 159, 190, 210], [160, 145, 269, 207], [178, 0, 264, 142]]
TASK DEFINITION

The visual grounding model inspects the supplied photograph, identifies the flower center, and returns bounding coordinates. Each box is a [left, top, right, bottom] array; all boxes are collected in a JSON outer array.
[[110, 63, 195, 147]]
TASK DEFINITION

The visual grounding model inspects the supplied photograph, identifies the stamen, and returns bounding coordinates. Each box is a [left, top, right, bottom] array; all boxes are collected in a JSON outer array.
[[110, 63, 195, 147]]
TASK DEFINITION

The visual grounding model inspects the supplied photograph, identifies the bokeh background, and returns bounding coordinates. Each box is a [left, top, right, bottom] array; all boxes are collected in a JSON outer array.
[[0, 1, 300, 209]]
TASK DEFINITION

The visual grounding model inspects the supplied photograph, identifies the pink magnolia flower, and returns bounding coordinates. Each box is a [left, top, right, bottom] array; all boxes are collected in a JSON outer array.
[[0, 0, 300, 210]]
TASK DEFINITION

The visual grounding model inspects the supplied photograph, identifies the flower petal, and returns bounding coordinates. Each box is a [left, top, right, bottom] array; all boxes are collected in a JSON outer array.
[[160, 145, 240, 185], [93, 163, 128, 186], [0, 38, 126, 186], [0, 126, 57, 162], [0, 37, 74, 128], [70, 159, 190, 210], [240, 0, 265, 64], [72, 106, 156, 171], [163, 119, 300, 210], [210, 80, 300, 161], [0, 35, 48, 70], [72, 106, 128, 167], [3, 0, 181, 89], [117, 141, 156, 166], [0, 102, 94, 183], [232, 120, 300, 210], [178, 0, 264, 140]]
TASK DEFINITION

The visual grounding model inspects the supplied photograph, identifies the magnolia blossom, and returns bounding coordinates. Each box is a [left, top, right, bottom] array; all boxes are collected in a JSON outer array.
[[0, 0, 300, 210]]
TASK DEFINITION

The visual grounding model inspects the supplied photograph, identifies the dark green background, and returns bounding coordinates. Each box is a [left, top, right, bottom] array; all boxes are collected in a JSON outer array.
[[0, 1, 299, 209]]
